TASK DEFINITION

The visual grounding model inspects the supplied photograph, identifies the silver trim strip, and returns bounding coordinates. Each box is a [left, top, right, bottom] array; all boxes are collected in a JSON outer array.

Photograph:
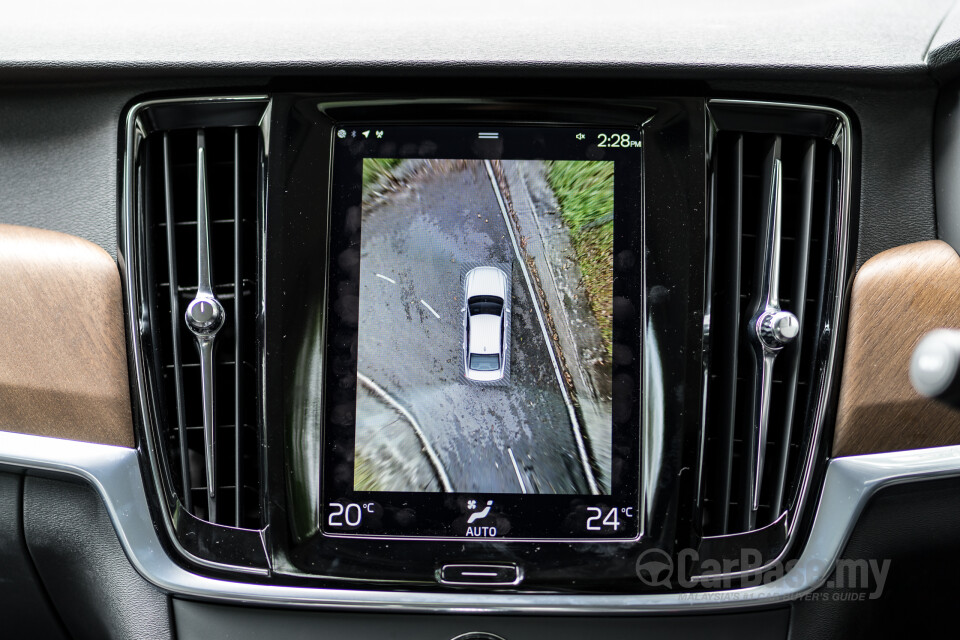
[[0, 431, 957, 612]]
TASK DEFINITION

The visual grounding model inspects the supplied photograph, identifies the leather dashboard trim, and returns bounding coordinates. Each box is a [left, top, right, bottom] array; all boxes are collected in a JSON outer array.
[[834, 239, 960, 456], [0, 223, 133, 447]]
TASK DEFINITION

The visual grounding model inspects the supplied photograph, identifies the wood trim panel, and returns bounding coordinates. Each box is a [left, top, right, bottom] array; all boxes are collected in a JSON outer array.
[[0, 224, 132, 447], [834, 240, 960, 457]]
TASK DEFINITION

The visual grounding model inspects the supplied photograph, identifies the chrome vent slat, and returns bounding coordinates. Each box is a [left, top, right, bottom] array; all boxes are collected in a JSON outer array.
[[233, 129, 242, 528], [744, 136, 783, 526], [186, 129, 224, 522], [770, 139, 816, 514], [162, 132, 193, 512], [745, 136, 808, 523], [710, 132, 744, 535], [194, 131, 216, 299], [734, 140, 761, 530]]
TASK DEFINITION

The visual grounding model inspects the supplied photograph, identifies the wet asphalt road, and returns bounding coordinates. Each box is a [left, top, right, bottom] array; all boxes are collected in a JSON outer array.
[[357, 162, 590, 494]]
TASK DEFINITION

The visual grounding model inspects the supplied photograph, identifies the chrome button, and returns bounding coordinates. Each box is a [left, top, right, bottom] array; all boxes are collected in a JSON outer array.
[[439, 564, 521, 586]]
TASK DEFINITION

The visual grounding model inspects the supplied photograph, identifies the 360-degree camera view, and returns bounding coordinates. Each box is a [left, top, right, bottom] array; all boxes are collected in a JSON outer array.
[[354, 158, 614, 495]]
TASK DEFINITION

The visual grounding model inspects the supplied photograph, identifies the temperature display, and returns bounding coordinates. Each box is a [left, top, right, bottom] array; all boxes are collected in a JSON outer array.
[[585, 506, 635, 531], [328, 501, 379, 528]]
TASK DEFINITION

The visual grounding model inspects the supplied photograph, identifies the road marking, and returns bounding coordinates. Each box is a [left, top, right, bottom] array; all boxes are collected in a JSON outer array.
[[375, 273, 396, 284], [356, 372, 454, 492], [507, 447, 528, 494], [485, 159, 600, 496], [420, 299, 440, 319]]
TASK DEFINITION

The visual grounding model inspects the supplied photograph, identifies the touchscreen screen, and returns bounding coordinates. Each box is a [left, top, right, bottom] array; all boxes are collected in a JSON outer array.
[[322, 125, 643, 540]]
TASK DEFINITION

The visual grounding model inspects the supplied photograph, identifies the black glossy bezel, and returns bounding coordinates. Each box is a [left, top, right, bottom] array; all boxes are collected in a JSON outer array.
[[263, 96, 708, 591]]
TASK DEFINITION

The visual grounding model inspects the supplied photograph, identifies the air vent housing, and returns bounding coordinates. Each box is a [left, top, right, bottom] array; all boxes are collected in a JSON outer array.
[[145, 126, 262, 526], [699, 101, 851, 567], [124, 97, 270, 572]]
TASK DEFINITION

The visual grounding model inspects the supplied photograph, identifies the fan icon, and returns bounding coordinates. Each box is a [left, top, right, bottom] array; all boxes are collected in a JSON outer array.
[[467, 499, 477, 510]]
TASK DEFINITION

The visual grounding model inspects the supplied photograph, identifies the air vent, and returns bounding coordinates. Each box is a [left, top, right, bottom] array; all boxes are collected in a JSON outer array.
[[700, 101, 850, 546], [134, 100, 267, 531]]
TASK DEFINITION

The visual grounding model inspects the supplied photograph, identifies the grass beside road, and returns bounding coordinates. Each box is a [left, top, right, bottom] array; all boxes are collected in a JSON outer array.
[[362, 158, 403, 191], [545, 161, 614, 358], [353, 452, 384, 492]]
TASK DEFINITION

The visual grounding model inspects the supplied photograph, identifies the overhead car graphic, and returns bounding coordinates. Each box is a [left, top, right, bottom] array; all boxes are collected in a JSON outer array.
[[462, 266, 510, 382]]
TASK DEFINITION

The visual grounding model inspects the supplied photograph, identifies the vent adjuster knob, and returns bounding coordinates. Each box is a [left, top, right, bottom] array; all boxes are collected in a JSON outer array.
[[185, 296, 225, 337], [757, 310, 799, 351]]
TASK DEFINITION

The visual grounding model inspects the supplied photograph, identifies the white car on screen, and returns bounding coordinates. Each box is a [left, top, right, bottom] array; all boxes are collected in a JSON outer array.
[[462, 266, 510, 382]]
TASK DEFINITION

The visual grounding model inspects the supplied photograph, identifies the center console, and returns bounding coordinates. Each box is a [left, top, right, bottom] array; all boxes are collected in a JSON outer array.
[[124, 94, 851, 597]]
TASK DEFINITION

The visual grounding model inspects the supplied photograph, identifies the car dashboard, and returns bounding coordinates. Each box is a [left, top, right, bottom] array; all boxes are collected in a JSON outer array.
[[3, 2, 960, 639]]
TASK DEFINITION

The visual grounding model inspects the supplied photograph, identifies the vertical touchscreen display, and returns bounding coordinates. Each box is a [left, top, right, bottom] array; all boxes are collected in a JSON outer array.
[[322, 126, 643, 540]]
